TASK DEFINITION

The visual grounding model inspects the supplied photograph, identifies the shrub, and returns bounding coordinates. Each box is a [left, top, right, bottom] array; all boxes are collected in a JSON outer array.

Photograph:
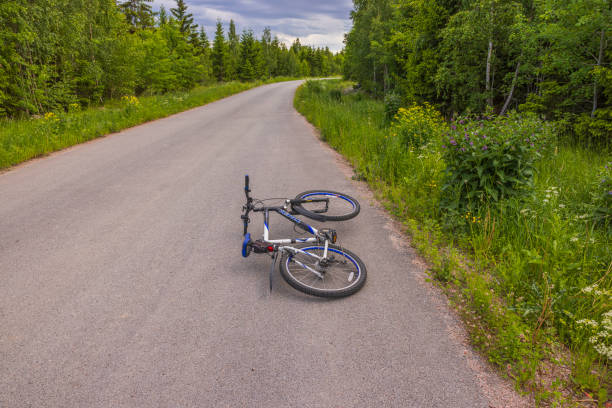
[[383, 91, 401, 122], [390, 103, 447, 149], [440, 112, 552, 217], [305, 80, 324, 94], [574, 110, 612, 149]]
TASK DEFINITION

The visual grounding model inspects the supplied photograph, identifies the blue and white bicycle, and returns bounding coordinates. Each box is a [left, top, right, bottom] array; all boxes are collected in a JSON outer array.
[[241, 175, 367, 298]]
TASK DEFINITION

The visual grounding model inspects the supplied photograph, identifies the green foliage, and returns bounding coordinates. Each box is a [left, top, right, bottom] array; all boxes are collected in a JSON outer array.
[[118, 0, 154, 30], [170, 0, 196, 34], [590, 162, 612, 229], [343, 0, 611, 143], [441, 113, 552, 218], [383, 91, 401, 122], [238, 30, 263, 81], [390, 103, 447, 149]]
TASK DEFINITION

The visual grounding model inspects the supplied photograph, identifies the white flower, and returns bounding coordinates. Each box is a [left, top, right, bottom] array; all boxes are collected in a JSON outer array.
[[559, 204, 565, 208], [570, 236, 579, 242], [576, 319, 599, 328], [581, 284, 598, 294]]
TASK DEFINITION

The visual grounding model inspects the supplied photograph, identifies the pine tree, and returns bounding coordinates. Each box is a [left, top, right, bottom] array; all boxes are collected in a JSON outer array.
[[227, 19, 240, 79], [118, 0, 154, 31], [170, 0, 196, 34], [239, 29, 263, 81], [211, 20, 227, 81], [158, 5, 168, 26]]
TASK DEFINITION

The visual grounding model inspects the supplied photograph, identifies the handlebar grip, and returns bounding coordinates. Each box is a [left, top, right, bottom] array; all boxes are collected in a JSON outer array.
[[245, 175, 251, 193]]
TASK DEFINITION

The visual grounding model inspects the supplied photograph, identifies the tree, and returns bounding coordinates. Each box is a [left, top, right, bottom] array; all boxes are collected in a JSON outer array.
[[211, 20, 227, 81], [227, 20, 240, 79], [158, 5, 168, 26], [170, 0, 196, 34], [118, 0, 154, 31], [239, 29, 263, 81]]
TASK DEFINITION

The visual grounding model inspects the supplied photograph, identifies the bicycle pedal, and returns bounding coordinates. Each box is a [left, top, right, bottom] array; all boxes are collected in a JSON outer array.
[[251, 239, 274, 254]]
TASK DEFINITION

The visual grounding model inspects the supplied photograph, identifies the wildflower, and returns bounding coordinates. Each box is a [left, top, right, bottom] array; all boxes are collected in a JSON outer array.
[[558, 204, 565, 208], [576, 319, 599, 328], [570, 236, 579, 242], [469, 141, 473, 146], [482, 145, 488, 150], [450, 139, 457, 145], [442, 145, 447, 149], [581, 284, 598, 294], [451, 125, 456, 130]]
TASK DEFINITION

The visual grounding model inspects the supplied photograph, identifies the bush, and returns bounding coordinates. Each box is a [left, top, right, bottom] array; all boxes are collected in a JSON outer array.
[[574, 110, 612, 148], [390, 103, 447, 149], [440, 112, 553, 217], [305, 80, 324, 94], [383, 91, 402, 122]]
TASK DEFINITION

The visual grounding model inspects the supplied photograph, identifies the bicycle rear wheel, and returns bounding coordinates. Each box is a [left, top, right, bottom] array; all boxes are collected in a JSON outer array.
[[292, 190, 360, 221], [279, 244, 367, 298]]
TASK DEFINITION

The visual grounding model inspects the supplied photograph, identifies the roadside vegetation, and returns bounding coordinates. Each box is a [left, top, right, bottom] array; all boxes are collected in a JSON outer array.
[[295, 79, 610, 406]]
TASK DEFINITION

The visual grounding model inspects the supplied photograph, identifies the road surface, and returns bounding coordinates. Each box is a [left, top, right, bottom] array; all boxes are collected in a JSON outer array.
[[0, 81, 523, 407]]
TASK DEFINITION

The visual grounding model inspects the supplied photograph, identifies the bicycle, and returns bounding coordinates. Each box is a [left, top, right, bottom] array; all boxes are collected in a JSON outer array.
[[241, 175, 367, 298]]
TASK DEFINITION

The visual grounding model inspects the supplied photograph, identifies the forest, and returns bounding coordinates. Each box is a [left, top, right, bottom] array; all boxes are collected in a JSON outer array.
[[343, 0, 611, 145], [0, 0, 343, 118]]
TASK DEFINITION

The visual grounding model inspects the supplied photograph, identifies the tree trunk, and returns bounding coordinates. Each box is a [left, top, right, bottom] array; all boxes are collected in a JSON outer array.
[[383, 64, 388, 93], [592, 29, 605, 117], [486, 39, 493, 107], [500, 59, 521, 116], [373, 62, 376, 95]]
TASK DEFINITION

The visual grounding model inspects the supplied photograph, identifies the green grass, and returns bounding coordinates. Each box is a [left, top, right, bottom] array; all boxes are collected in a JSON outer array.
[[0, 78, 298, 170], [295, 79, 611, 406]]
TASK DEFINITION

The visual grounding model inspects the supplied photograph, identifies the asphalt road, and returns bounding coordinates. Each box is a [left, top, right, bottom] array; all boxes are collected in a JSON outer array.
[[0, 81, 522, 407]]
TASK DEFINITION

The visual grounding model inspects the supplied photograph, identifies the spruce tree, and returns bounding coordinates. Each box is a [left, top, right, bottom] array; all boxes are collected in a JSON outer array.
[[211, 20, 227, 81], [171, 0, 196, 34], [158, 5, 168, 26], [227, 20, 240, 80], [118, 0, 154, 30]]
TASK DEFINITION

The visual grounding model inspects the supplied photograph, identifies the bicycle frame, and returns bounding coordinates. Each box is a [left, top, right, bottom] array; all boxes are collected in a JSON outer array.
[[260, 207, 331, 263]]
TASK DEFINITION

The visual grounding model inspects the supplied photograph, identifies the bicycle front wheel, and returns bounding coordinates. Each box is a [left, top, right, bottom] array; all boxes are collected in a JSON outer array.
[[292, 190, 360, 221], [280, 244, 367, 298]]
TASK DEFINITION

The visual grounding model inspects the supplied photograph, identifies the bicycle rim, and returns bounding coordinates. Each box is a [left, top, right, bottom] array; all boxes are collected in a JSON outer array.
[[296, 191, 358, 220], [284, 246, 363, 293]]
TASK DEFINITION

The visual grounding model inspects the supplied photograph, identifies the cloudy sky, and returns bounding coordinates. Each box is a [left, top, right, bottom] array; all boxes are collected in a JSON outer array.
[[152, 0, 353, 52]]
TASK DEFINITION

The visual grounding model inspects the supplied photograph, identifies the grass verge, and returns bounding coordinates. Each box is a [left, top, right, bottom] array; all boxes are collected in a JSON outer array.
[[294, 79, 610, 407], [0, 77, 298, 170]]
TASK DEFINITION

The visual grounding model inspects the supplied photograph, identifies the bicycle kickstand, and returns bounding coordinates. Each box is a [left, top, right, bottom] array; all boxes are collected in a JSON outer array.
[[269, 252, 278, 295]]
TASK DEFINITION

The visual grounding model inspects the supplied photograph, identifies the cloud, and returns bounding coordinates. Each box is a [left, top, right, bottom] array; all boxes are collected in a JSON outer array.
[[151, 0, 352, 52]]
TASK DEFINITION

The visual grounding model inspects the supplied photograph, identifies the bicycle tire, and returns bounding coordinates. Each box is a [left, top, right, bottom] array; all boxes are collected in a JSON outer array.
[[292, 190, 360, 222], [279, 244, 367, 298]]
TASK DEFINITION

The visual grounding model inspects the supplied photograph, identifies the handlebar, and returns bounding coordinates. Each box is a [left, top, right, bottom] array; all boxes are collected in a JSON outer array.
[[242, 175, 253, 235]]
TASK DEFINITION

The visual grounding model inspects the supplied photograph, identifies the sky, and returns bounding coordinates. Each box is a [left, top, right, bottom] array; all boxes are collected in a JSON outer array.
[[151, 0, 353, 52]]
